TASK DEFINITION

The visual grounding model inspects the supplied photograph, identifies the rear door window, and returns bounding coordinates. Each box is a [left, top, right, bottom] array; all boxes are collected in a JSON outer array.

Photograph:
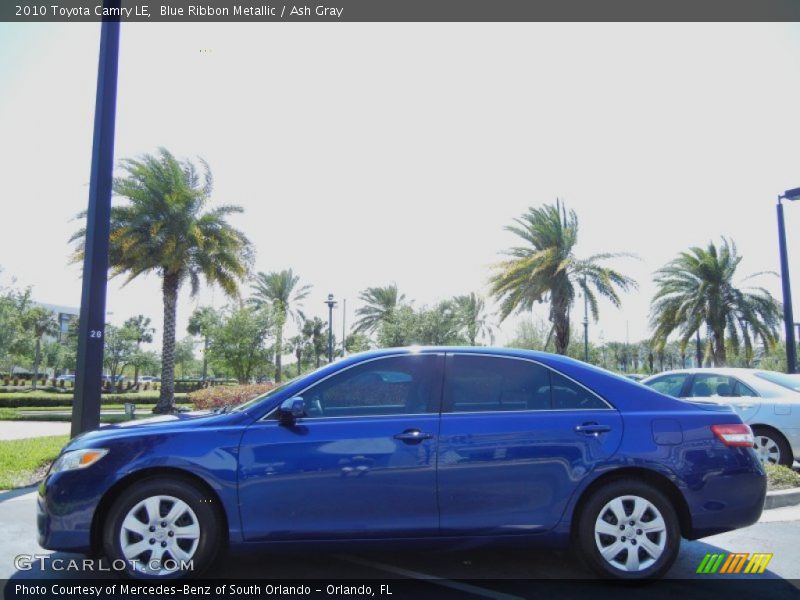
[[445, 355, 551, 412], [689, 374, 737, 398]]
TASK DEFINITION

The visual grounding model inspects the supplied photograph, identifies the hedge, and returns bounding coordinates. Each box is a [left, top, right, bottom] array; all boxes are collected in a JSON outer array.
[[0, 393, 188, 408], [188, 384, 274, 410]]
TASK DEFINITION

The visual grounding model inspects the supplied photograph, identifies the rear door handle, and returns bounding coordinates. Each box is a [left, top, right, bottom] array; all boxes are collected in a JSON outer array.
[[394, 429, 433, 443], [575, 422, 612, 435]]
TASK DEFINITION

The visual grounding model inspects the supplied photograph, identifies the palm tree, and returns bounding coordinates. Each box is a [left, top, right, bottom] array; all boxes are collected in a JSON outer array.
[[353, 284, 405, 335], [187, 306, 220, 382], [123, 315, 154, 386], [490, 200, 637, 355], [249, 269, 311, 383], [287, 334, 305, 377], [454, 293, 494, 345], [650, 238, 781, 367], [303, 317, 326, 367], [23, 307, 58, 390], [70, 148, 252, 413]]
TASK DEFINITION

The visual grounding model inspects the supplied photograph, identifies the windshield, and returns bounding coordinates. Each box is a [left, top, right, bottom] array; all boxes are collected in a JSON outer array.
[[230, 377, 300, 412], [755, 371, 800, 393]]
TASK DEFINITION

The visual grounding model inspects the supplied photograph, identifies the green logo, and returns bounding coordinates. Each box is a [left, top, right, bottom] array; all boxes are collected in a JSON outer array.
[[696, 552, 772, 574]]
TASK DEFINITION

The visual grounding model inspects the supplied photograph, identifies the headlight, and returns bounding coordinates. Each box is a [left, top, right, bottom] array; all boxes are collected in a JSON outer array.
[[50, 449, 109, 474]]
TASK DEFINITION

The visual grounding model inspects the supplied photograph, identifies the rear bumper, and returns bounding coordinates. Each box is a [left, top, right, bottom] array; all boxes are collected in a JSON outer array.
[[683, 449, 767, 539]]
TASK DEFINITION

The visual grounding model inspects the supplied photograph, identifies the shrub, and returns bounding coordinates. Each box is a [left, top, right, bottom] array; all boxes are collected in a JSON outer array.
[[189, 384, 274, 410], [765, 464, 800, 490]]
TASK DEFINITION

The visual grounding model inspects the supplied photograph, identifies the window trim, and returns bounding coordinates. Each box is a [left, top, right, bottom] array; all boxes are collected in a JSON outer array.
[[441, 352, 614, 414], [259, 353, 445, 422]]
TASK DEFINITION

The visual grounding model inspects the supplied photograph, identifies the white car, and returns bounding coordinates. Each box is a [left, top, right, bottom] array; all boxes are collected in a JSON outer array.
[[642, 368, 800, 467]]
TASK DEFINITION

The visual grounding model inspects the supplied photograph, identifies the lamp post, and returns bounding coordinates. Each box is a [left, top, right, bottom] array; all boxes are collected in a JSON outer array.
[[71, 3, 121, 437], [777, 188, 800, 374], [324, 294, 337, 363], [582, 277, 589, 362], [342, 298, 346, 357]]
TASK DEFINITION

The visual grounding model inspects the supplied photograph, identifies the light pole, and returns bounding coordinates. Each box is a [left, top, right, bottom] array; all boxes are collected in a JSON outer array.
[[582, 277, 589, 362], [777, 188, 800, 374], [324, 293, 337, 363], [71, 3, 121, 437]]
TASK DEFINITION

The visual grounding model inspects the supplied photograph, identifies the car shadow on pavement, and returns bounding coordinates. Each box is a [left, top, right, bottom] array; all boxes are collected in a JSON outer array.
[[0, 485, 39, 503]]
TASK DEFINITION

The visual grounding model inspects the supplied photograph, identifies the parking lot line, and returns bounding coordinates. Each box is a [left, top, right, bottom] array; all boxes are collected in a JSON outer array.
[[337, 555, 526, 600]]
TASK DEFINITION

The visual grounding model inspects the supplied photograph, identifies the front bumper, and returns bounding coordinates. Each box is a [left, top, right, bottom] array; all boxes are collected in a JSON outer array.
[[37, 469, 108, 553]]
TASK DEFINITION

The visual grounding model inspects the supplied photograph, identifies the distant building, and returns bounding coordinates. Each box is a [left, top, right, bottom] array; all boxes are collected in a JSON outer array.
[[35, 302, 79, 342]]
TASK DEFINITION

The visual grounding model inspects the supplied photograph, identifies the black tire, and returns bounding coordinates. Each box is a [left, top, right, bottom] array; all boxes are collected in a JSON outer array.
[[102, 477, 222, 579], [576, 479, 681, 580], [752, 426, 793, 467]]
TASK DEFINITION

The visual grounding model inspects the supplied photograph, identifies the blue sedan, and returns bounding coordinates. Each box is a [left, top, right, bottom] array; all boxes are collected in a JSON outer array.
[[38, 347, 766, 580]]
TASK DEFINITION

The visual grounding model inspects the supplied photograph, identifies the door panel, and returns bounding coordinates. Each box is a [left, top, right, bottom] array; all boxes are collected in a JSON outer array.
[[437, 354, 623, 534], [238, 353, 443, 541]]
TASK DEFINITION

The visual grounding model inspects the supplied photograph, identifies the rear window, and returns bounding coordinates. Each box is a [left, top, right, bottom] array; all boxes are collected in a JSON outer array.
[[755, 371, 800, 393], [644, 374, 688, 397]]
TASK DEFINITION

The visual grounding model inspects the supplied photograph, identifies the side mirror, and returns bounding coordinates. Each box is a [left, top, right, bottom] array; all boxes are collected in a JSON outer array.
[[278, 397, 305, 426]]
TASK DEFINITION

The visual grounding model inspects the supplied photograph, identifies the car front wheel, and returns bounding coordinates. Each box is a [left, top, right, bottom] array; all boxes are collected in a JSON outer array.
[[102, 477, 222, 578], [577, 479, 681, 579]]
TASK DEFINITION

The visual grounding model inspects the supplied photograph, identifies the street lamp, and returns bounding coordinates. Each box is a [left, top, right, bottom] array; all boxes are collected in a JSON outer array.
[[324, 293, 337, 363], [777, 188, 800, 374], [582, 277, 589, 363], [71, 2, 121, 437]]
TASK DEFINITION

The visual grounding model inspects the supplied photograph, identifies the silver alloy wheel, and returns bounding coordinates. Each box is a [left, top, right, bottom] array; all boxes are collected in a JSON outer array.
[[754, 435, 781, 465], [594, 495, 667, 573], [119, 495, 201, 576]]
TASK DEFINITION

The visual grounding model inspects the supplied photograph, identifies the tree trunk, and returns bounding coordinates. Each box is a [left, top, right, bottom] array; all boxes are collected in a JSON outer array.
[[32, 338, 41, 390], [550, 302, 570, 355], [201, 335, 209, 381], [695, 330, 703, 368], [154, 273, 180, 414], [275, 327, 283, 383], [712, 328, 726, 367]]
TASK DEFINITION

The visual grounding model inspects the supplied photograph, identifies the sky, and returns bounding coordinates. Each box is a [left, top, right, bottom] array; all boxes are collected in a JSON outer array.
[[1, 22, 800, 356]]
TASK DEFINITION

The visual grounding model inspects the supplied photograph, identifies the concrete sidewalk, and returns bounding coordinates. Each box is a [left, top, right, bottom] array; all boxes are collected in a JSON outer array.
[[0, 421, 70, 440]]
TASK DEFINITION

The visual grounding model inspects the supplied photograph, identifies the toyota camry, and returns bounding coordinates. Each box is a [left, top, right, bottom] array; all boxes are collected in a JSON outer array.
[[38, 347, 766, 580]]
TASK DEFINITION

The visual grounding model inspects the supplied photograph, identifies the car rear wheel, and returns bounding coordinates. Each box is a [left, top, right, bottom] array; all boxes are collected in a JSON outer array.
[[752, 426, 792, 467], [577, 479, 680, 579], [102, 477, 221, 578]]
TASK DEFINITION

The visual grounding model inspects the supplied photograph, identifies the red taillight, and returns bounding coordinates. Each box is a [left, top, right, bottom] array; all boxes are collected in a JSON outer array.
[[711, 424, 755, 447]]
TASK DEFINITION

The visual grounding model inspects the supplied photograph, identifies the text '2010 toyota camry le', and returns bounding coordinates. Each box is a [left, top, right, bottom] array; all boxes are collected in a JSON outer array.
[[37, 347, 766, 580]]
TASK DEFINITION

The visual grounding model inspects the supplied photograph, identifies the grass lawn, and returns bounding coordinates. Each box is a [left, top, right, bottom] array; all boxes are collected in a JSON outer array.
[[0, 435, 69, 490]]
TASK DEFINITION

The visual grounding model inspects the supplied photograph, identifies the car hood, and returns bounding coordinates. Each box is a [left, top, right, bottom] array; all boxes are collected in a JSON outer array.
[[65, 410, 252, 450]]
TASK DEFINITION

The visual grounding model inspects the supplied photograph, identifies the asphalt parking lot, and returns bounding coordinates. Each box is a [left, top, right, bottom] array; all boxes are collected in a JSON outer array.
[[2, 487, 798, 599]]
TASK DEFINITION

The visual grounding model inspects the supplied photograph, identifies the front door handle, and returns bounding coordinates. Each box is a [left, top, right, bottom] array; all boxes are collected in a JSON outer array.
[[575, 422, 612, 435], [394, 429, 433, 444]]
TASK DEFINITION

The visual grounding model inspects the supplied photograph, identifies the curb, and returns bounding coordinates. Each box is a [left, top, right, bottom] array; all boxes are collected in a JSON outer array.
[[764, 487, 800, 510]]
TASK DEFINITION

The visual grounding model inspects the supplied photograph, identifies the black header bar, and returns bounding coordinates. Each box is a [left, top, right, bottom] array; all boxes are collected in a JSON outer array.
[[4, 0, 800, 23]]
